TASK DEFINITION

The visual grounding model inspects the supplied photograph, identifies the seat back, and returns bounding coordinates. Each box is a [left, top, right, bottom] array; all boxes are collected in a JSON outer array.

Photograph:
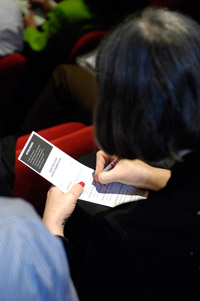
[[68, 30, 107, 63], [0, 53, 26, 136], [0, 53, 27, 105]]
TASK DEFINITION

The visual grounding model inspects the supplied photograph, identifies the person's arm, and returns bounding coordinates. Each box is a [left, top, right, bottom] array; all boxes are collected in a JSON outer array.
[[43, 182, 85, 236], [94, 150, 171, 191], [23, 5, 60, 51], [24, 9, 37, 28], [24, 0, 92, 51]]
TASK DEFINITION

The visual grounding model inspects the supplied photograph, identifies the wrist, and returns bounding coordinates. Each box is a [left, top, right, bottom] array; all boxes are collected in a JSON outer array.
[[43, 217, 64, 236], [148, 166, 171, 191]]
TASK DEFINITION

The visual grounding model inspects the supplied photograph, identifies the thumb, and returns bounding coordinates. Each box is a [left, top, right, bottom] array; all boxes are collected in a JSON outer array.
[[68, 182, 85, 198], [98, 170, 117, 184]]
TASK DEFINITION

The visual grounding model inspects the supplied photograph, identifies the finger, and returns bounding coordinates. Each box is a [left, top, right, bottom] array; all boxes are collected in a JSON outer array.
[[66, 182, 85, 199], [95, 151, 110, 178], [95, 152, 106, 172], [98, 169, 117, 184], [47, 182, 85, 201]]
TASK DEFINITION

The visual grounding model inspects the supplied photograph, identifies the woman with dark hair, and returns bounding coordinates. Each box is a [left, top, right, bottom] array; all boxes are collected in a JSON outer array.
[[43, 8, 200, 300], [95, 9, 200, 162]]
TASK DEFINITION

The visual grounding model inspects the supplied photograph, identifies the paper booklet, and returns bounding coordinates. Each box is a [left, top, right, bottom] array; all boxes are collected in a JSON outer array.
[[18, 132, 148, 207]]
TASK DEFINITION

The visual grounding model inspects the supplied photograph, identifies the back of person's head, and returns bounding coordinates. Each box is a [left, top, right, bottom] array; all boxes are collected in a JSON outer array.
[[95, 8, 200, 162], [150, 0, 200, 24], [0, 198, 78, 301]]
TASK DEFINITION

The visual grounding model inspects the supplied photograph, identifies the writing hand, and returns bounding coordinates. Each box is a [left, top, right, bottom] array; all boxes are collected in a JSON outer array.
[[95, 150, 171, 191], [93, 150, 116, 183]]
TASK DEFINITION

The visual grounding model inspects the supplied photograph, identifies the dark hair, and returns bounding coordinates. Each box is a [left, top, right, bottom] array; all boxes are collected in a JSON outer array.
[[94, 8, 200, 162]]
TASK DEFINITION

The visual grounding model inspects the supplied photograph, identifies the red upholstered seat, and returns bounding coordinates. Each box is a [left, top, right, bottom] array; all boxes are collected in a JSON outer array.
[[14, 122, 98, 215], [0, 53, 27, 136], [68, 30, 107, 62], [0, 53, 26, 105], [149, 0, 184, 9]]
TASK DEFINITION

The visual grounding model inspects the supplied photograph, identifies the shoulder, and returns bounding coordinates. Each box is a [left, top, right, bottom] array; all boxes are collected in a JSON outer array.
[[0, 0, 23, 20], [0, 0, 24, 56]]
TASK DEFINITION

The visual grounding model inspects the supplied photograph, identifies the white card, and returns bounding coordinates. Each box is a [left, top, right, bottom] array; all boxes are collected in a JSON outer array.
[[18, 132, 147, 207]]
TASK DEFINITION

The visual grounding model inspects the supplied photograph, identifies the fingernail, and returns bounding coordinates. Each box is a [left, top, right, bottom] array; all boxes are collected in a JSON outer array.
[[78, 181, 85, 187]]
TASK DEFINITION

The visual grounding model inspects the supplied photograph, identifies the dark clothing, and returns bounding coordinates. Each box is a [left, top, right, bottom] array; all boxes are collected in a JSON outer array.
[[62, 148, 200, 300], [0, 136, 16, 196]]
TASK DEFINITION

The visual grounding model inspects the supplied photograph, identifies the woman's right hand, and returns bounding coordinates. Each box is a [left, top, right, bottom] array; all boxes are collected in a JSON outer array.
[[94, 150, 171, 191]]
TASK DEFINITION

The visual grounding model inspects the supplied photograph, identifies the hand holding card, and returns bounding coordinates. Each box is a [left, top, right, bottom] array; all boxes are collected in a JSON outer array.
[[18, 132, 147, 207]]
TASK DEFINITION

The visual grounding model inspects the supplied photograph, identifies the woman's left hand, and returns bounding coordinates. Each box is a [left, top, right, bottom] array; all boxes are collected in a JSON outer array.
[[43, 182, 85, 236]]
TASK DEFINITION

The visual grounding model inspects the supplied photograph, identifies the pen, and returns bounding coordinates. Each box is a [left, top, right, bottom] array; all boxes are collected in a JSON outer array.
[[92, 158, 119, 184]]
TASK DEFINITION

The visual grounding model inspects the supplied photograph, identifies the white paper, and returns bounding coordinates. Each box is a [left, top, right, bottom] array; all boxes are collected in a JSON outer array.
[[18, 132, 148, 207]]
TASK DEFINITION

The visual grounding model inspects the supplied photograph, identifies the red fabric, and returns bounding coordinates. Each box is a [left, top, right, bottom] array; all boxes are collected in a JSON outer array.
[[68, 30, 107, 62], [16, 122, 86, 150], [149, 0, 184, 9], [0, 53, 26, 75], [0, 53, 26, 105], [14, 123, 98, 215]]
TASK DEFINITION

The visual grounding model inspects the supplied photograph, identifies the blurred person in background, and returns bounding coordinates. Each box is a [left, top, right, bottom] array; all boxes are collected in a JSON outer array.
[[0, 0, 24, 57]]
